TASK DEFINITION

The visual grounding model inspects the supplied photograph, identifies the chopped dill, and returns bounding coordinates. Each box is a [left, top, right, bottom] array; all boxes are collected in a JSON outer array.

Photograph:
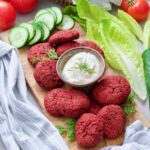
[[68, 59, 95, 74]]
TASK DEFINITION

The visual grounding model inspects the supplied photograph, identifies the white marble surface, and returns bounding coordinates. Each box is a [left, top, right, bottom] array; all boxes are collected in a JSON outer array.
[[0, 0, 150, 149]]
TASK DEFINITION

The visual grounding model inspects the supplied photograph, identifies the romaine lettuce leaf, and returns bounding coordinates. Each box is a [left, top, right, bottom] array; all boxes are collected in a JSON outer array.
[[143, 19, 150, 49], [118, 9, 143, 42], [99, 19, 146, 100], [76, 0, 147, 100]]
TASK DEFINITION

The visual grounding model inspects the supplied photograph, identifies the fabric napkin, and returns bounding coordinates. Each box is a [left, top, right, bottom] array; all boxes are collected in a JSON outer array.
[[102, 120, 150, 150], [0, 41, 69, 150]]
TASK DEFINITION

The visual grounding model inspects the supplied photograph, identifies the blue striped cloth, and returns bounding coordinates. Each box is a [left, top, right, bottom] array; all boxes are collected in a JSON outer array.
[[0, 41, 69, 150], [102, 120, 150, 150]]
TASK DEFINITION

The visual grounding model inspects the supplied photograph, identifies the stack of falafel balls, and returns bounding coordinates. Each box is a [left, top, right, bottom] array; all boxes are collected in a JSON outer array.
[[27, 29, 131, 148]]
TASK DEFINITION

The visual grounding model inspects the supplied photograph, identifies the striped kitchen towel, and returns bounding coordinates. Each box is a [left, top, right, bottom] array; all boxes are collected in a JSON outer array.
[[0, 41, 68, 150]]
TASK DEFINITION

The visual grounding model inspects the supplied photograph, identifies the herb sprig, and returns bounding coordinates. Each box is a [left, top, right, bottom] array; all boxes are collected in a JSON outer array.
[[68, 59, 95, 75], [47, 50, 58, 59], [121, 92, 136, 116], [55, 118, 77, 141]]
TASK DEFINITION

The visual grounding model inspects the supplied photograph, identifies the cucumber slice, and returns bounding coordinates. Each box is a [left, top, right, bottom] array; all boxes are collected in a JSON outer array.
[[56, 15, 75, 30], [45, 8, 57, 23], [34, 12, 55, 31], [36, 22, 50, 41], [51, 7, 63, 25], [19, 23, 35, 42], [9, 26, 29, 48], [35, 9, 49, 19], [28, 24, 42, 45]]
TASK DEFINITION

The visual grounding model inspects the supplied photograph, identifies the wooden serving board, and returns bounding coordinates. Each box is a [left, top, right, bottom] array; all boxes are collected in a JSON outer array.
[[1, 24, 150, 150]]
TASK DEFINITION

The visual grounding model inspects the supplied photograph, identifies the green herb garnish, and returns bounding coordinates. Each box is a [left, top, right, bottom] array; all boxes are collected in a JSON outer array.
[[66, 118, 77, 141], [68, 59, 95, 75], [121, 92, 136, 116], [47, 50, 58, 59], [55, 118, 77, 141], [32, 57, 42, 64], [55, 125, 67, 135]]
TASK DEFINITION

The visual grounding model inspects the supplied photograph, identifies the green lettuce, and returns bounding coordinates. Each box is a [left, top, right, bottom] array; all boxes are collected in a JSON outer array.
[[143, 19, 150, 49], [118, 9, 143, 41], [76, 0, 147, 100]]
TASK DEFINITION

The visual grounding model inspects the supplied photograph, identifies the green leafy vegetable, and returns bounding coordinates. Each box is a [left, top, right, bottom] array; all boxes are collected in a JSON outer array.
[[66, 118, 77, 141], [56, 118, 77, 141], [143, 19, 150, 49], [142, 48, 150, 106], [121, 92, 136, 116], [63, 5, 86, 31], [118, 9, 143, 41], [47, 50, 58, 59], [98, 19, 146, 100], [68, 59, 95, 75], [76, 0, 147, 100], [55, 125, 67, 135]]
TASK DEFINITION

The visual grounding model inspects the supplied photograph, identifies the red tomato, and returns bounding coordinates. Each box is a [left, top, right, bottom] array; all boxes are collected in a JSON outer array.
[[0, 1, 16, 30], [121, 0, 150, 22], [11, 0, 38, 14]]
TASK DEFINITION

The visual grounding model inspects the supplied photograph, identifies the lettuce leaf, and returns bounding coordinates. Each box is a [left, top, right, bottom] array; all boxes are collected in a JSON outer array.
[[99, 19, 146, 100], [118, 9, 143, 42], [143, 19, 150, 49], [76, 0, 147, 100]]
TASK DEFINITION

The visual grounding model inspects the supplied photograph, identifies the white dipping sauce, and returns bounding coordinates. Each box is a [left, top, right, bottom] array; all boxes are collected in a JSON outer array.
[[62, 52, 101, 85]]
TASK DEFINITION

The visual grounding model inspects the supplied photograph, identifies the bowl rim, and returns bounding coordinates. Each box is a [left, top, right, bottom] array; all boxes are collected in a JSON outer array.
[[56, 46, 105, 87]]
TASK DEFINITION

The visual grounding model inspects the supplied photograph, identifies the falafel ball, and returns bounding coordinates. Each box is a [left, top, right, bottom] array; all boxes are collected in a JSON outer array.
[[27, 42, 53, 66], [82, 40, 104, 56], [75, 113, 104, 148], [34, 60, 63, 90], [92, 76, 131, 105], [56, 41, 81, 56], [97, 105, 125, 139], [44, 88, 90, 118], [48, 29, 80, 46]]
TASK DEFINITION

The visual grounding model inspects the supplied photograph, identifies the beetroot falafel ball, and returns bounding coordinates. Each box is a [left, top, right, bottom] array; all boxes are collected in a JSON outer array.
[[97, 105, 125, 139], [82, 40, 104, 56], [34, 60, 63, 90], [44, 88, 90, 118], [48, 29, 80, 46], [92, 76, 131, 105], [56, 41, 81, 56], [75, 113, 103, 148], [27, 42, 53, 66]]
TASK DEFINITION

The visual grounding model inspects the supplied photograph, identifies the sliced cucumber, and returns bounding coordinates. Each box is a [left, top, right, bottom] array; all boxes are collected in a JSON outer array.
[[56, 15, 75, 30], [45, 8, 57, 23], [34, 12, 55, 31], [9, 26, 29, 48], [36, 22, 50, 41], [35, 9, 49, 19], [19, 23, 35, 42], [28, 24, 42, 45], [51, 7, 63, 25]]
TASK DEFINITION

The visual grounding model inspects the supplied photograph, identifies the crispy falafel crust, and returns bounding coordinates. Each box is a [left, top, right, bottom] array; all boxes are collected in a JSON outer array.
[[97, 105, 126, 139], [92, 76, 131, 105], [34, 60, 63, 90], [75, 113, 104, 148], [44, 88, 90, 118], [56, 41, 81, 56], [27, 42, 53, 66], [48, 30, 80, 46]]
